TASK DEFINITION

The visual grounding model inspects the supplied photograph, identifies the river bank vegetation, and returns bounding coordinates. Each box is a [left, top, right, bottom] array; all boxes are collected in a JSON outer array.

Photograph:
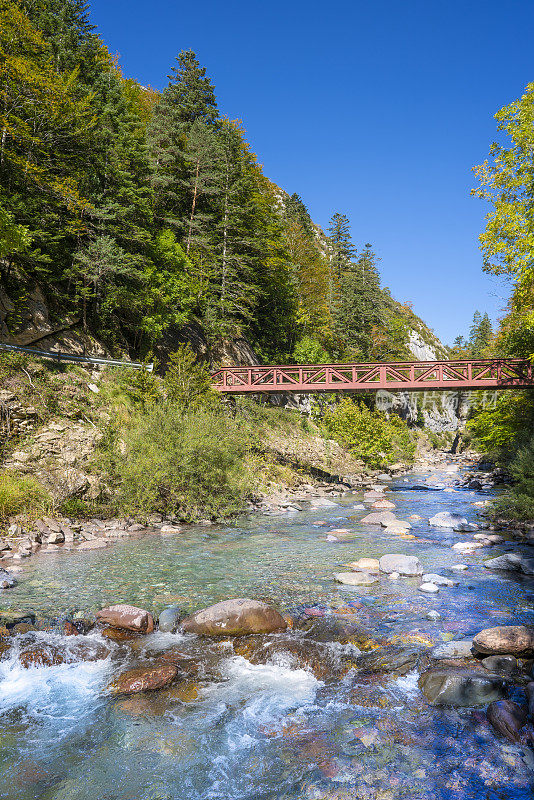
[[0, 350, 418, 524], [467, 81, 534, 520]]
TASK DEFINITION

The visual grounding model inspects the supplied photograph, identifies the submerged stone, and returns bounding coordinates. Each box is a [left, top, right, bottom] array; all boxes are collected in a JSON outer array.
[[335, 572, 378, 586], [419, 667, 507, 706], [487, 700, 527, 743], [356, 644, 424, 675], [379, 554, 422, 576]]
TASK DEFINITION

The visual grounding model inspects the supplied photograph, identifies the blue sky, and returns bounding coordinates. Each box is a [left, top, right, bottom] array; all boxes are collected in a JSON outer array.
[[89, 0, 532, 345]]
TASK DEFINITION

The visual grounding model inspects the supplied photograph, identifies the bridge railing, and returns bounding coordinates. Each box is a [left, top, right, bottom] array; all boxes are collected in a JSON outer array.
[[211, 358, 533, 393]]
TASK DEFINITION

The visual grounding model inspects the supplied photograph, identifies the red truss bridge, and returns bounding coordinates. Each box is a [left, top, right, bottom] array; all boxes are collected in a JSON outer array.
[[211, 358, 534, 394]]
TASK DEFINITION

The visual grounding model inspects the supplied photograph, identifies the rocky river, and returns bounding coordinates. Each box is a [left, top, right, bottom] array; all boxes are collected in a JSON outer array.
[[1, 458, 534, 800]]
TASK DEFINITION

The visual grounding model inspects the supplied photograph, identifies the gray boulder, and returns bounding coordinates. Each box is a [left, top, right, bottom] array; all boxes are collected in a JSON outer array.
[[483, 553, 534, 575], [481, 655, 518, 675], [157, 606, 184, 633], [379, 553, 422, 576], [431, 640, 474, 659], [429, 512, 468, 528], [361, 511, 397, 526], [422, 573, 458, 587], [419, 668, 507, 706], [335, 572, 378, 586]]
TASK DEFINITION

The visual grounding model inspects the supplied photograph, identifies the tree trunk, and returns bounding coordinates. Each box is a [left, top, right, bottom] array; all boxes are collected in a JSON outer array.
[[186, 158, 200, 254], [221, 156, 230, 315]]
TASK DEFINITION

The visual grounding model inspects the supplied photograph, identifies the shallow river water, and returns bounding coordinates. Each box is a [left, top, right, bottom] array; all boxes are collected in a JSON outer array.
[[1, 462, 534, 800]]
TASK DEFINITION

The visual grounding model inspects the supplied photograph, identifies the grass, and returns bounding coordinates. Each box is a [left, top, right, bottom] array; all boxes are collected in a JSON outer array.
[[0, 472, 52, 521]]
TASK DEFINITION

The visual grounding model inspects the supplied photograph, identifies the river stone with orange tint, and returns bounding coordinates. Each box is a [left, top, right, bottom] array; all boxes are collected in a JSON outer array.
[[180, 598, 287, 636], [96, 604, 154, 634], [473, 625, 534, 657], [108, 663, 178, 694], [19, 646, 67, 669]]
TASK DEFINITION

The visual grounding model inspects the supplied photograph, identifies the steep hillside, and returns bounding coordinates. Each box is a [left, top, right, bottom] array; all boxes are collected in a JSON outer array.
[[0, 1, 446, 370]]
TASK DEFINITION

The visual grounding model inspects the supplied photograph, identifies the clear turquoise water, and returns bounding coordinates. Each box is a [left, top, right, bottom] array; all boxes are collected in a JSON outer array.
[[0, 465, 533, 800]]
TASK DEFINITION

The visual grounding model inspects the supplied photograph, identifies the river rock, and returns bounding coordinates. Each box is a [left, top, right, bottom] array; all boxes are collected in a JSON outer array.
[[361, 511, 397, 526], [363, 491, 385, 501], [310, 498, 338, 509], [387, 571, 400, 580], [96, 604, 154, 634], [108, 663, 178, 694], [379, 554, 422, 576], [451, 564, 469, 571], [483, 553, 534, 575], [180, 598, 287, 637], [345, 558, 380, 571], [429, 512, 468, 528], [233, 634, 355, 681], [481, 655, 518, 675], [335, 572, 378, 586], [431, 640, 474, 659], [0, 569, 17, 589], [371, 500, 396, 510], [419, 582, 439, 594], [526, 682, 534, 718], [487, 700, 527, 742], [19, 645, 66, 669], [356, 644, 424, 675], [422, 573, 458, 587], [452, 541, 484, 552], [454, 522, 479, 532], [473, 625, 534, 657], [157, 606, 184, 633], [426, 610, 442, 621], [419, 668, 507, 706]]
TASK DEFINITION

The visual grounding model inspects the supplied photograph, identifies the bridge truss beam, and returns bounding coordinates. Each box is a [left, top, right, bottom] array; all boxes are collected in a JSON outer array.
[[211, 359, 534, 394]]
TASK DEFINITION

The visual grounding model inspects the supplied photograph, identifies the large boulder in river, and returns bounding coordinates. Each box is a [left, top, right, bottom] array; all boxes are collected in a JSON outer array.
[[473, 625, 534, 656], [419, 667, 507, 706], [360, 511, 397, 526], [487, 700, 527, 743], [379, 553, 422, 576], [429, 512, 467, 528], [108, 663, 177, 694], [96, 604, 154, 634], [180, 598, 287, 637]]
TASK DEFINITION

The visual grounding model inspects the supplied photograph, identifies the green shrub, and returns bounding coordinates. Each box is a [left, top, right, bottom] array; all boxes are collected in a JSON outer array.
[[493, 437, 534, 520], [0, 472, 52, 520], [321, 398, 416, 468], [164, 345, 218, 409], [113, 405, 255, 520]]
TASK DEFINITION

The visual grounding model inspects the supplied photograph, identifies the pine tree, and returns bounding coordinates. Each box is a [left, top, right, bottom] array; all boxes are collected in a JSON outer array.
[[147, 50, 219, 231]]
